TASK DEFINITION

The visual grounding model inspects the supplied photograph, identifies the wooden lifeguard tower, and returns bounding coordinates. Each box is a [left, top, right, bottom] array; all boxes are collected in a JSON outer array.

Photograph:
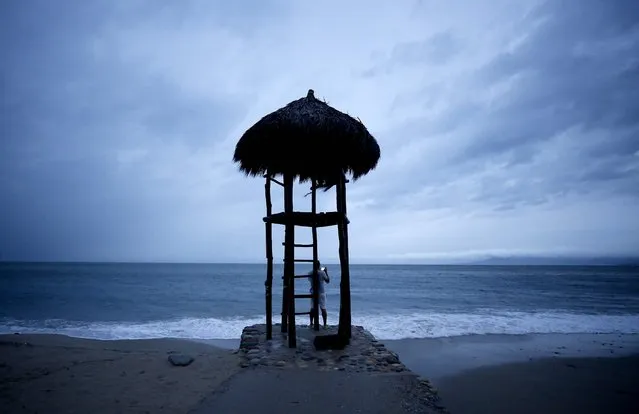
[[233, 89, 380, 348]]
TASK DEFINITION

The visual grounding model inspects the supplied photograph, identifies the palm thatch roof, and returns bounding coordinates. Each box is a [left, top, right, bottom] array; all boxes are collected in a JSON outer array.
[[233, 89, 380, 185]]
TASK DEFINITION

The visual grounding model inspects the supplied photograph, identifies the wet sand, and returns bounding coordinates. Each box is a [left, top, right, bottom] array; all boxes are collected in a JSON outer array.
[[435, 354, 639, 414], [384, 333, 639, 414]]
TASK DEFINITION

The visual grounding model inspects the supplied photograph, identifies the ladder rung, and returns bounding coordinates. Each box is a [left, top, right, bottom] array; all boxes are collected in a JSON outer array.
[[294, 294, 312, 299], [294, 274, 310, 279], [283, 243, 315, 247], [264, 211, 347, 227], [295, 311, 311, 315], [291, 259, 314, 263]]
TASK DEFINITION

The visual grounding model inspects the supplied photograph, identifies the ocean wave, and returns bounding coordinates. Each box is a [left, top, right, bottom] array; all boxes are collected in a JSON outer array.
[[2, 311, 639, 340]]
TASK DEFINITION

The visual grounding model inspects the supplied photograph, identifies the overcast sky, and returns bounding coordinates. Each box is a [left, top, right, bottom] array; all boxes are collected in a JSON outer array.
[[1, 0, 638, 264]]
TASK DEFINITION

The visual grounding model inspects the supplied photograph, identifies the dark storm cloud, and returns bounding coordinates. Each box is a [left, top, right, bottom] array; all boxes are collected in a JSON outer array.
[[0, 157, 137, 261], [366, 0, 639, 211], [463, 0, 639, 198], [0, 1, 251, 261], [362, 31, 462, 77]]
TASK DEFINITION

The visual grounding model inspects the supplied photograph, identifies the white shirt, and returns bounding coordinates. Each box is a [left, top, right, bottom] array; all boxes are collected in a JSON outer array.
[[308, 269, 329, 295]]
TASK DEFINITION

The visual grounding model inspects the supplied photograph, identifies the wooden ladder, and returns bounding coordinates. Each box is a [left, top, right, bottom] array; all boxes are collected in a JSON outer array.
[[284, 239, 321, 333], [280, 179, 321, 347]]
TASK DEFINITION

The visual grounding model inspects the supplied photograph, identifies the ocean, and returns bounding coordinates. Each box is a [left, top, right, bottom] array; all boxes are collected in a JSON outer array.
[[1, 262, 638, 340]]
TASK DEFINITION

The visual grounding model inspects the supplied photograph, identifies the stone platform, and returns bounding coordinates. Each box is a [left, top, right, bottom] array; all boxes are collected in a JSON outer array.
[[238, 324, 409, 373]]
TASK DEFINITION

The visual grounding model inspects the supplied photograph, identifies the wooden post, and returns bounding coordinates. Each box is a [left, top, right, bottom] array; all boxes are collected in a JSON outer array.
[[281, 279, 288, 332], [280, 177, 288, 333], [311, 179, 320, 331], [283, 173, 296, 347], [337, 173, 352, 341], [281, 271, 288, 332], [281, 266, 288, 333], [264, 176, 273, 340]]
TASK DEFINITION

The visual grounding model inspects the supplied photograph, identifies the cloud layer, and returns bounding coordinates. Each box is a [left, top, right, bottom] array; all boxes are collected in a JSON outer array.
[[1, 0, 638, 263]]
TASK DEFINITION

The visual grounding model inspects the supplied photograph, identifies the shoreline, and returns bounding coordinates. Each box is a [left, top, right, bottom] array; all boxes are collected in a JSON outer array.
[[383, 332, 639, 379], [4, 330, 638, 368], [4, 330, 637, 365]]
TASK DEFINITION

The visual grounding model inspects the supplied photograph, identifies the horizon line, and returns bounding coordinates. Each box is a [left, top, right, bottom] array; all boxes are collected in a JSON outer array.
[[1, 259, 638, 266]]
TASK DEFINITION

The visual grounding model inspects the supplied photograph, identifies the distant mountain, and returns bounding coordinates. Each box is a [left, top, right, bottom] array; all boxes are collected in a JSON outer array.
[[465, 256, 639, 266]]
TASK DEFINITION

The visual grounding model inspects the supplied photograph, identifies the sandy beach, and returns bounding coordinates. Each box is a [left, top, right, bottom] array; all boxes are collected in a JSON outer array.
[[3, 332, 639, 413], [1, 331, 443, 414], [385, 333, 639, 414], [0, 334, 242, 414]]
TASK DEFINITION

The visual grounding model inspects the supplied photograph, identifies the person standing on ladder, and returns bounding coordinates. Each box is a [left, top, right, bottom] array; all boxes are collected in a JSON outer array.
[[308, 262, 330, 328]]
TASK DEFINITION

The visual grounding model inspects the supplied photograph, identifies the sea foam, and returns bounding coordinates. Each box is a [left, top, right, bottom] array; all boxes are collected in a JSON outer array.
[[2, 311, 639, 340]]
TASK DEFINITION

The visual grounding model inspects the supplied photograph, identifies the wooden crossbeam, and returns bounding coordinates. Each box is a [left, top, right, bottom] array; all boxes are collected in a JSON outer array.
[[263, 174, 284, 187]]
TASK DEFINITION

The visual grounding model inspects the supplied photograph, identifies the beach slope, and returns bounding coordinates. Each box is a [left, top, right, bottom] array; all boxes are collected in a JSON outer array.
[[0, 334, 241, 414]]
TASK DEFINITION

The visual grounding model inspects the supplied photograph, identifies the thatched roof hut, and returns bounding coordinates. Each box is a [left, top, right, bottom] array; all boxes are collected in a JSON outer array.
[[233, 89, 380, 184], [232, 89, 380, 347]]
